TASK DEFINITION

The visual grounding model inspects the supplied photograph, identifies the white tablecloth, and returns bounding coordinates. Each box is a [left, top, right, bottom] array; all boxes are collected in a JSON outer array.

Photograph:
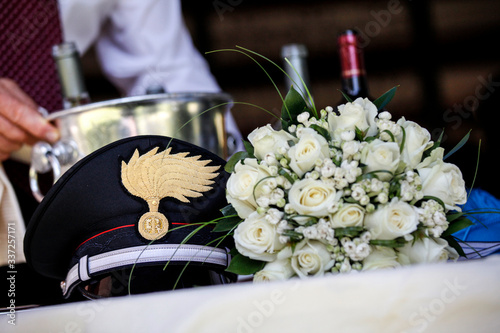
[[3, 255, 500, 333]]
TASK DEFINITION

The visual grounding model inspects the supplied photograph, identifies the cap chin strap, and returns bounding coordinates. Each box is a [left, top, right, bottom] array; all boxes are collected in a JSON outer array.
[[62, 244, 230, 297]]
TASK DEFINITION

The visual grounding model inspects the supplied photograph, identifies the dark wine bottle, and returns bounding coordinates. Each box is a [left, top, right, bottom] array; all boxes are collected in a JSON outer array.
[[52, 42, 91, 108], [337, 29, 372, 102]]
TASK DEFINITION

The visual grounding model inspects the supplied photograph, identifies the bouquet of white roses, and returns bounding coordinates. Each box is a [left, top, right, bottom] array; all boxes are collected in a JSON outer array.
[[217, 78, 474, 282]]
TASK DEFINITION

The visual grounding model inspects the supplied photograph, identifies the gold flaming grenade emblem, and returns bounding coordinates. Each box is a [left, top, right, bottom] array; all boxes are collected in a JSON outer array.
[[121, 146, 220, 241]]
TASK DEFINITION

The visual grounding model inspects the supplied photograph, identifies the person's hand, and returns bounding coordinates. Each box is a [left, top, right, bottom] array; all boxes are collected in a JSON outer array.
[[0, 78, 60, 161]]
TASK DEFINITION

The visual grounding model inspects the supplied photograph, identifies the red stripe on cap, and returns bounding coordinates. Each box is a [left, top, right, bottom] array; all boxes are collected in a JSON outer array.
[[75, 222, 191, 250], [75, 225, 135, 251]]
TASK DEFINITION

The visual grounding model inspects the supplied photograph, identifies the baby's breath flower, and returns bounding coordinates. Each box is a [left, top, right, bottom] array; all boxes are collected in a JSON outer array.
[[264, 152, 278, 166], [378, 111, 392, 120], [340, 130, 356, 141], [297, 111, 310, 124], [256, 196, 270, 208]]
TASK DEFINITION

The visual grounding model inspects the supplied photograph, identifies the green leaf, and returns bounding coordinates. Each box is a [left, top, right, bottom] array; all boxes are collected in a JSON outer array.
[[357, 170, 393, 182], [338, 90, 353, 103], [279, 168, 295, 184], [442, 218, 474, 237], [229, 247, 239, 256], [283, 57, 317, 117], [423, 129, 444, 160], [226, 253, 266, 275], [334, 226, 364, 238], [443, 235, 466, 257], [224, 151, 249, 173], [281, 85, 307, 129], [354, 126, 366, 140], [310, 124, 332, 141], [212, 215, 242, 232], [381, 129, 396, 142], [446, 212, 465, 223], [221, 204, 237, 217], [444, 130, 470, 160], [370, 238, 406, 248], [373, 86, 399, 111], [398, 126, 406, 154], [243, 140, 255, 157], [281, 229, 304, 242]]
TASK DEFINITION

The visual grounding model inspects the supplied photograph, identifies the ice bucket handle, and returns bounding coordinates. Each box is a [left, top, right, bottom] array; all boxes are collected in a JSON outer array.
[[29, 140, 79, 202]]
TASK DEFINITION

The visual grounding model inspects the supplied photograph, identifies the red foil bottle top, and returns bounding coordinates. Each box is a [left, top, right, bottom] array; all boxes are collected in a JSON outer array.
[[338, 31, 366, 78]]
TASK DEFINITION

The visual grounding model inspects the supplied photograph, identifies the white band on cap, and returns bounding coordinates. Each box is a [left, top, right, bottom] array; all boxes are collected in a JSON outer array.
[[62, 244, 230, 296]]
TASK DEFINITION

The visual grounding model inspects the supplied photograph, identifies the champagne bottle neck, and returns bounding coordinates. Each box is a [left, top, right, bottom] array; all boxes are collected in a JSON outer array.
[[281, 43, 311, 100], [52, 42, 91, 109]]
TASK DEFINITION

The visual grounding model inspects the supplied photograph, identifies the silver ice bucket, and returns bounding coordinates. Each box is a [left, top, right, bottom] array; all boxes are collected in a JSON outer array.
[[29, 92, 232, 201]]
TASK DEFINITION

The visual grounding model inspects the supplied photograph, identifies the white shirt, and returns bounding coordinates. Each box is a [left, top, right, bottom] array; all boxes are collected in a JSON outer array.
[[58, 0, 242, 151]]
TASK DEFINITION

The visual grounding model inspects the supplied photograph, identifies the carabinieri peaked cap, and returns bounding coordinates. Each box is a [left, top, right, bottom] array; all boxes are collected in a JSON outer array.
[[24, 135, 235, 298]]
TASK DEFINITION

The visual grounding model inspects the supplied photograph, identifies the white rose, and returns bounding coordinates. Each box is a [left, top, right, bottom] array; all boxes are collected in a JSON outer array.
[[331, 204, 365, 228], [285, 240, 334, 278], [360, 139, 400, 181], [418, 160, 467, 211], [364, 198, 419, 240], [248, 124, 296, 160], [226, 159, 273, 218], [253, 259, 294, 282], [397, 119, 432, 168], [362, 246, 401, 270], [234, 211, 285, 262], [288, 178, 339, 217], [288, 128, 330, 177], [328, 97, 378, 140], [397, 237, 455, 264]]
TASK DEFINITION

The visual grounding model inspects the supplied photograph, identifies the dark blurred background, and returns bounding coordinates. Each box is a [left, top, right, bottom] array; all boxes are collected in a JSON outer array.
[[81, 0, 500, 196]]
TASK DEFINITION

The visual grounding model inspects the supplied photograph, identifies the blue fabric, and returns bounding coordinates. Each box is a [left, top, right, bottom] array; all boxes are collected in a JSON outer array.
[[453, 188, 500, 242]]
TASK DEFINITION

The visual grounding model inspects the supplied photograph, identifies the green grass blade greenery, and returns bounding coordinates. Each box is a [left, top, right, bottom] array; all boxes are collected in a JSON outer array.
[[444, 130, 470, 160], [206, 47, 291, 119], [281, 85, 308, 129], [373, 86, 399, 111]]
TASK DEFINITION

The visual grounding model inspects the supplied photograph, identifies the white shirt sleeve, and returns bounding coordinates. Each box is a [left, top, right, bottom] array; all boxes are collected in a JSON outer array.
[[59, 0, 243, 153], [93, 0, 221, 96]]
